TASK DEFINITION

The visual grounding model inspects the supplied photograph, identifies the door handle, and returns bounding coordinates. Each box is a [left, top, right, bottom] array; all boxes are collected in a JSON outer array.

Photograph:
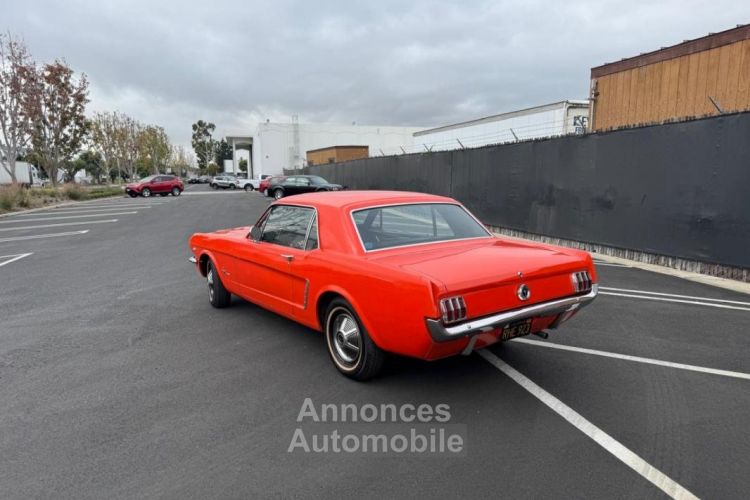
[[281, 254, 294, 262]]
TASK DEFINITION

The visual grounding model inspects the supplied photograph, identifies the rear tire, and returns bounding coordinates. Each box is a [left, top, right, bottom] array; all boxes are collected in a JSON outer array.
[[325, 298, 385, 381], [244, 184, 253, 192], [230, 184, 236, 190], [171, 187, 181, 196], [273, 188, 284, 200], [206, 260, 231, 308]]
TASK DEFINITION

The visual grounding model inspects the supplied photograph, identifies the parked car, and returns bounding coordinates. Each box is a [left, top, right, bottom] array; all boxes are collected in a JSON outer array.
[[259, 175, 284, 195], [235, 178, 262, 192], [187, 176, 201, 184], [210, 175, 238, 189], [125, 175, 184, 197], [188, 191, 598, 380], [265, 175, 343, 199]]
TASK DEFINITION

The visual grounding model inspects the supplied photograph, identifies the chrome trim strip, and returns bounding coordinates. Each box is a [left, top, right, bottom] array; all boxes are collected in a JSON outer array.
[[425, 284, 598, 342], [349, 202, 493, 254]]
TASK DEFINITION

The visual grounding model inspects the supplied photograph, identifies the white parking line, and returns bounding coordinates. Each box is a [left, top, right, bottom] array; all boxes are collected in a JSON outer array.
[[512, 338, 750, 380], [49, 203, 162, 210], [14, 207, 152, 216], [0, 212, 135, 224], [599, 291, 750, 312], [0, 230, 89, 243], [600, 286, 750, 306], [0, 253, 33, 268], [0, 219, 117, 232], [478, 350, 699, 500]]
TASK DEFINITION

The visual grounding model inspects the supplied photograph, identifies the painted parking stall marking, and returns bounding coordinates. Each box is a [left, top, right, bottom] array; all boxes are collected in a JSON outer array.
[[479, 350, 699, 500], [0, 219, 118, 232], [0, 230, 90, 243], [512, 338, 750, 380], [599, 287, 750, 312], [0, 212, 136, 223], [0, 253, 33, 268]]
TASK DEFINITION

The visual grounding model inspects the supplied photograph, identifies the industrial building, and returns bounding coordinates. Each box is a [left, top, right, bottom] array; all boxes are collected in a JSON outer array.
[[590, 24, 750, 131], [223, 121, 422, 178], [306, 145, 369, 165], [412, 100, 590, 152]]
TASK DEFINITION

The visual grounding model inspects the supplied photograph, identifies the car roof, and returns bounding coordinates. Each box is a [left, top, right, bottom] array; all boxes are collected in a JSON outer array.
[[281, 190, 456, 210]]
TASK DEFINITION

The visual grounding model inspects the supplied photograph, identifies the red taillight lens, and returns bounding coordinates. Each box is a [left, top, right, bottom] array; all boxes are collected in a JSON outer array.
[[440, 296, 467, 324], [571, 271, 593, 293]]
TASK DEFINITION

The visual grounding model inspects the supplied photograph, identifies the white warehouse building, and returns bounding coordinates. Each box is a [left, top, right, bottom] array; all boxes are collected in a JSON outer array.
[[224, 121, 423, 178], [413, 100, 590, 152]]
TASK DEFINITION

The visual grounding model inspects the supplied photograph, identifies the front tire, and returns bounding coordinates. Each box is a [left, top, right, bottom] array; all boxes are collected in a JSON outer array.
[[230, 184, 236, 190], [325, 299, 385, 380], [206, 260, 231, 308], [142, 188, 152, 198]]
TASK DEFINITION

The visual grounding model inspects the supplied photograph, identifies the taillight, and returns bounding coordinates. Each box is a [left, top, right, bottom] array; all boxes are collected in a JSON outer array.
[[439, 296, 467, 324], [571, 271, 593, 293]]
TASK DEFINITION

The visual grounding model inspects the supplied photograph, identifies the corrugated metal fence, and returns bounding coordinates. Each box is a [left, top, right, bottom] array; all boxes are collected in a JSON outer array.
[[301, 112, 750, 271]]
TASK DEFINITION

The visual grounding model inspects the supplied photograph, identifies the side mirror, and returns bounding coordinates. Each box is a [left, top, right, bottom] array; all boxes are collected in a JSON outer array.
[[249, 225, 262, 242]]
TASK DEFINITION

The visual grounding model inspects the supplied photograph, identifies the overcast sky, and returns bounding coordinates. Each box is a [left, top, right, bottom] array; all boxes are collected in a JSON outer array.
[[5, 1, 749, 149]]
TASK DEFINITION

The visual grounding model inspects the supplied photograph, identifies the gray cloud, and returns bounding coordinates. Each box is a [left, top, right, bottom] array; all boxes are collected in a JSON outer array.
[[5, 0, 749, 148]]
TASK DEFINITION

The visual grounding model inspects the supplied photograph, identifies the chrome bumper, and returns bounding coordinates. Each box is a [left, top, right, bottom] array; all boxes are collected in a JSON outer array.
[[425, 284, 598, 342]]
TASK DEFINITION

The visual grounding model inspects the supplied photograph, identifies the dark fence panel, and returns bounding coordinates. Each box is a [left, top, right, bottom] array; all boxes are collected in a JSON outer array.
[[304, 112, 750, 268]]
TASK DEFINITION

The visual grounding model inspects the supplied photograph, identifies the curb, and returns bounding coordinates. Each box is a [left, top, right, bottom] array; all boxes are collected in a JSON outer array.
[[493, 231, 750, 296], [0, 193, 127, 219]]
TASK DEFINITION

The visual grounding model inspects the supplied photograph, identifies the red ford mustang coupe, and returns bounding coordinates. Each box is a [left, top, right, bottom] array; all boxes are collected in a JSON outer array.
[[188, 191, 598, 380]]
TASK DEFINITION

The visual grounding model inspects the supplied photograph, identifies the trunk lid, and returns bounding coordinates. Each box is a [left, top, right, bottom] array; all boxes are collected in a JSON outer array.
[[371, 238, 593, 319]]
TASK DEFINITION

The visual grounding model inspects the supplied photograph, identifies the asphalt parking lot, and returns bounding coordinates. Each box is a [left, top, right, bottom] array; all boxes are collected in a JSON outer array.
[[1, 184, 748, 499]]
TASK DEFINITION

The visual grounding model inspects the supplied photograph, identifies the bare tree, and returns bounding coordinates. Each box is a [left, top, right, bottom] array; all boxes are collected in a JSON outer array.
[[169, 144, 194, 177], [27, 60, 89, 184], [0, 32, 37, 184]]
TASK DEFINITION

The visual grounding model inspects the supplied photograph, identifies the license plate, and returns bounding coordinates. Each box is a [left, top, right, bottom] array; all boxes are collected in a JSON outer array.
[[501, 319, 532, 341]]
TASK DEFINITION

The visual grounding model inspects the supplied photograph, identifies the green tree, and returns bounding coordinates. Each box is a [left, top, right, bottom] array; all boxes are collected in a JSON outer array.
[[191, 120, 215, 169], [238, 158, 248, 173], [138, 124, 170, 174], [26, 60, 89, 185], [214, 138, 232, 170], [71, 149, 104, 183], [206, 161, 218, 176]]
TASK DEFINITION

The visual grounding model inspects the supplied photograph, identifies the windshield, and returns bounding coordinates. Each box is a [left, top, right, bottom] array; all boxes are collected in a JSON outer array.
[[140, 175, 157, 183], [308, 176, 328, 185], [352, 203, 491, 251]]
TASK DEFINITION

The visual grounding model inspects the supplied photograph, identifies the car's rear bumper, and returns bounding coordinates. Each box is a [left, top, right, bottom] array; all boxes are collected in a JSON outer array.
[[425, 285, 598, 342]]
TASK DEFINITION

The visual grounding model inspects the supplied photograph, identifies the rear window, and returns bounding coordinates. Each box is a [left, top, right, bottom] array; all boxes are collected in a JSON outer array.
[[352, 203, 490, 251]]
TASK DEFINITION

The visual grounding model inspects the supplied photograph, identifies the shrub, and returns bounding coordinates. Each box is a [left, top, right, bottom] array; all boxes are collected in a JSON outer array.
[[61, 183, 85, 200]]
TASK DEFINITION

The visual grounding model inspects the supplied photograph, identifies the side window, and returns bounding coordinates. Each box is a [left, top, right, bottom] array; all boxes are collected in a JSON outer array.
[[260, 206, 314, 249], [299, 177, 311, 186], [305, 214, 318, 250]]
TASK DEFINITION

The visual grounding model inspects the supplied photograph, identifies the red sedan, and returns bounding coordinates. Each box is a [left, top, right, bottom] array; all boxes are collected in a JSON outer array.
[[188, 191, 598, 380], [126, 175, 184, 198]]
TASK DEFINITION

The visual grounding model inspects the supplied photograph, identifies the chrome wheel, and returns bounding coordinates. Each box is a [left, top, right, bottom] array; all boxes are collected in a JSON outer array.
[[274, 189, 283, 200], [331, 310, 361, 366], [207, 267, 215, 302], [142, 188, 151, 197]]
